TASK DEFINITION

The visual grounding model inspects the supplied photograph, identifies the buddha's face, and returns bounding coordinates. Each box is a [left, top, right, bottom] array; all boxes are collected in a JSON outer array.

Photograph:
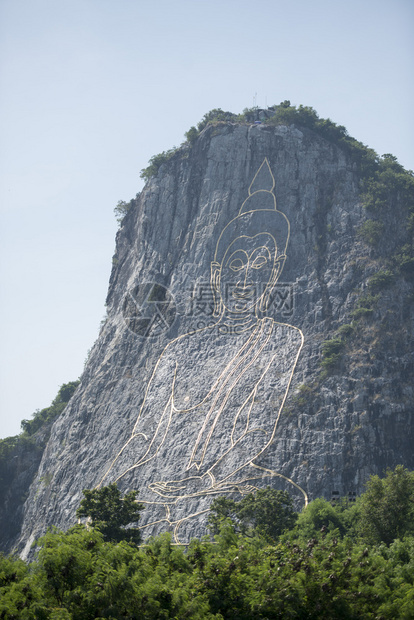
[[216, 233, 283, 315]]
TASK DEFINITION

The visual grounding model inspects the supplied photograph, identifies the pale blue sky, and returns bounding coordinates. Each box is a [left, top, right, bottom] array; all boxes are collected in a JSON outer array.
[[1, 0, 413, 438]]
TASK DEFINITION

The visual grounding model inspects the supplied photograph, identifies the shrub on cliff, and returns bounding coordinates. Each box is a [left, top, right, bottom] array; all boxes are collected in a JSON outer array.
[[20, 381, 79, 437]]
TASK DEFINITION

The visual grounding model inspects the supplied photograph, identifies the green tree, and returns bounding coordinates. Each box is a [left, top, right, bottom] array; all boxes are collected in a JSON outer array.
[[208, 487, 297, 542], [357, 219, 384, 246], [114, 199, 132, 225], [76, 483, 144, 544], [359, 465, 414, 544], [0, 552, 37, 618], [140, 148, 178, 180], [184, 125, 198, 144], [196, 108, 237, 133], [292, 496, 359, 541], [1, 515, 414, 618]]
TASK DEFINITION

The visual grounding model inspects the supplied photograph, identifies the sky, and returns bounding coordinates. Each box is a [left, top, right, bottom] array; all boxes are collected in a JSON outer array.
[[0, 0, 413, 439]]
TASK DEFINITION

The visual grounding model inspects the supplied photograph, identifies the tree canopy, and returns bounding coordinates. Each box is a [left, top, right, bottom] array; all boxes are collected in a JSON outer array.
[[208, 487, 297, 542], [1, 468, 414, 618], [358, 465, 414, 544], [76, 483, 144, 545]]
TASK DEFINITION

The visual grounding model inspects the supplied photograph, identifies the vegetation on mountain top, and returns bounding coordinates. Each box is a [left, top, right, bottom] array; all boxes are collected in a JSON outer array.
[[139, 101, 383, 182]]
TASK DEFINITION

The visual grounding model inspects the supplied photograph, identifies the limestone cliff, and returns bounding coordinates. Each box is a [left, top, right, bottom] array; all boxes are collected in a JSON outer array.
[[9, 117, 414, 555]]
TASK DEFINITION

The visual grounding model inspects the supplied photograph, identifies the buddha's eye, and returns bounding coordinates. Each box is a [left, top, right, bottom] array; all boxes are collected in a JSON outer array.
[[229, 258, 245, 272], [251, 255, 268, 269]]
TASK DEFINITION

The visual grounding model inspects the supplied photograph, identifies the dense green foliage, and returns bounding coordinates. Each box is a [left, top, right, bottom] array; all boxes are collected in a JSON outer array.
[[76, 483, 144, 545], [194, 109, 239, 135], [1, 468, 414, 618], [358, 465, 414, 545], [361, 154, 414, 212], [1, 523, 413, 619], [320, 337, 346, 372], [139, 148, 179, 181], [208, 488, 297, 542]]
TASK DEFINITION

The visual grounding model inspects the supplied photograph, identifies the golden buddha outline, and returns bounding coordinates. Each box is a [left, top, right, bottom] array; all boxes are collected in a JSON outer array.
[[99, 159, 307, 542]]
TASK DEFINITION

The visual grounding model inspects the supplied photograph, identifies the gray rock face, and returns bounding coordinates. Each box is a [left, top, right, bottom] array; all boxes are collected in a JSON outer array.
[[15, 122, 414, 555], [0, 426, 49, 552]]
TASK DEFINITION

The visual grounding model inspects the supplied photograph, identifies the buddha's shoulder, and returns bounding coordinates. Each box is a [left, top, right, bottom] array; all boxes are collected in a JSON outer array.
[[160, 324, 213, 356], [161, 320, 303, 357], [266, 319, 304, 347]]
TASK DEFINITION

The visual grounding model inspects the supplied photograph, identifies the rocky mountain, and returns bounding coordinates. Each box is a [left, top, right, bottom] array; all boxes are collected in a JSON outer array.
[[3, 106, 414, 556]]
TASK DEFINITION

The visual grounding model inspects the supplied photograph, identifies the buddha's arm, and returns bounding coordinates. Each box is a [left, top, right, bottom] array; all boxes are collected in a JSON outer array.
[[151, 326, 304, 497], [100, 344, 177, 485], [129, 347, 178, 465], [149, 381, 284, 497], [205, 383, 279, 483], [206, 425, 274, 486], [208, 327, 304, 483]]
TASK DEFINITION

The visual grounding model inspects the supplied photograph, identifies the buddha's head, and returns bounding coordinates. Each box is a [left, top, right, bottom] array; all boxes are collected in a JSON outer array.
[[211, 159, 289, 318]]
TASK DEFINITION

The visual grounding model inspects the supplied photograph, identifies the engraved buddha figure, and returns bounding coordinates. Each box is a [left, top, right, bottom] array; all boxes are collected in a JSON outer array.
[[100, 159, 305, 538]]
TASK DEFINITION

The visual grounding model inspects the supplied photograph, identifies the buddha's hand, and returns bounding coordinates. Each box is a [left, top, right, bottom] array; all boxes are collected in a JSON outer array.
[[149, 475, 213, 499]]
